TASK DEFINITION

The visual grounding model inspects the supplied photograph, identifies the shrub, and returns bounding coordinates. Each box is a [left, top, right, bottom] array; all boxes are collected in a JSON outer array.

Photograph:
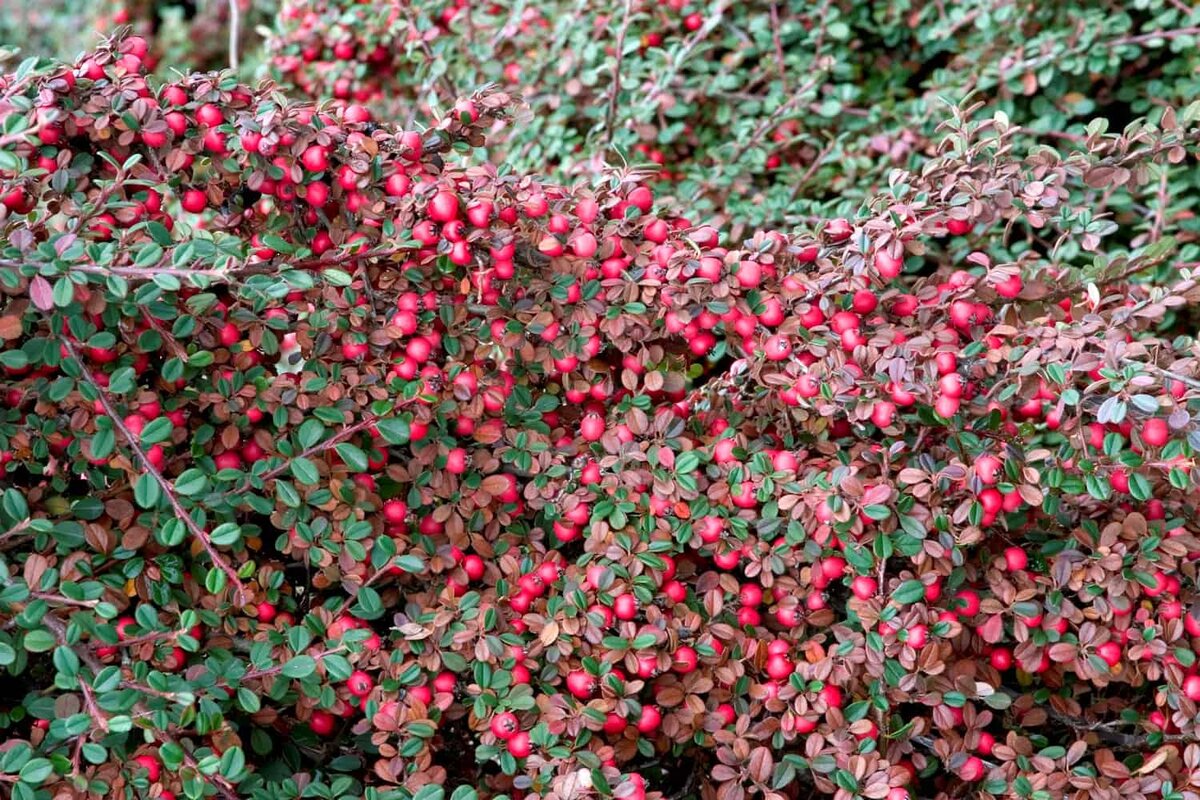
[[0, 0, 270, 77], [263, 0, 1200, 231], [2, 32, 1200, 800]]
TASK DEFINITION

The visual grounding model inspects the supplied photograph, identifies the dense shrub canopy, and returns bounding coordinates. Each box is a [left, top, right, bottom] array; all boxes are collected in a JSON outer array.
[[1, 21, 1200, 800], [264, 0, 1200, 230]]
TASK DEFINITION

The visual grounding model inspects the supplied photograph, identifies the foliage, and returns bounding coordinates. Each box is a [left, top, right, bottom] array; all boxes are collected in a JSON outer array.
[[3, 32, 1200, 800], [0, 0, 270, 77], [263, 0, 1200, 232]]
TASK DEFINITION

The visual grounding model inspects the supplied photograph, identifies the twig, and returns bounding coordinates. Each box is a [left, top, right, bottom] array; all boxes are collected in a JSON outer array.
[[603, 0, 635, 151], [227, 0, 240, 72], [1149, 168, 1170, 243], [38, 614, 241, 800], [638, 0, 732, 112], [233, 414, 382, 493], [1110, 25, 1200, 49], [60, 338, 250, 605], [769, 4, 787, 89], [88, 628, 180, 651], [727, 68, 826, 164], [30, 592, 99, 609], [1042, 249, 1174, 304], [1119, 358, 1200, 392], [787, 140, 837, 204], [0, 518, 30, 542], [398, 4, 458, 102], [242, 647, 345, 681]]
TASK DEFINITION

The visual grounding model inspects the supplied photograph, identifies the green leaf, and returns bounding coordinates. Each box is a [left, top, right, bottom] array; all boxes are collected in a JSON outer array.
[[146, 221, 173, 246], [297, 419, 325, 449], [375, 418, 411, 445], [1128, 472, 1152, 502], [891, 579, 925, 605], [352, 587, 384, 620], [276, 480, 301, 508], [675, 451, 700, 473], [52, 646, 80, 678], [210, 523, 242, 547], [863, 504, 891, 520], [323, 269, 353, 287], [140, 417, 174, 445], [263, 235, 295, 255], [18, 758, 53, 785], [218, 746, 246, 779], [393, 555, 424, 573], [134, 473, 161, 508], [983, 691, 1012, 710], [833, 769, 858, 793], [174, 469, 209, 496], [281, 655, 317, 679], [291, 457, 320, 485], [336, 443, 368, 473], [1, 488, 28, 521], [23, 630, 56, 653]]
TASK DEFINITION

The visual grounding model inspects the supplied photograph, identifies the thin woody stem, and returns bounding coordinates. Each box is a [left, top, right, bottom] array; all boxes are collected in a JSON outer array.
[[60, 338, 249, 605]]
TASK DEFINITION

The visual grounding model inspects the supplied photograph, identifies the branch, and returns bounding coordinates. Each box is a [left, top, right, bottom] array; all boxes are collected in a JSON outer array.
[[1110, 25, 1200, 49], [639, 0, 732, 112], [769, 4, 786, 89], [233, 414, 382, 495], [242, 647, 345, 681], [603, 0, 635, 151], [42, 617, 239, 800], [1043, 248, 1175, 304], [227, 0, 240, 72], [0, 518, 30, 542], [60, 338, 250, 605], [398, 4, 458, 102], [727, 67, 826, 164], [1119, 358, 1200, 392]]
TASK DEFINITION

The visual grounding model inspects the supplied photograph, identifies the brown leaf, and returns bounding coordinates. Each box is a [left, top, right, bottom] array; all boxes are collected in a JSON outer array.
[[1136, 746, 1171, 775], [0, 315, 22, 340]]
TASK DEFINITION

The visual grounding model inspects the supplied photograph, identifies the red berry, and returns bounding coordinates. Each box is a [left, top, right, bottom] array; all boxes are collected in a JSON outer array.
[[613, 593, 638, 620], [954, 590, 981, 617], [1096, 641, 1122, 667], [1142, 418, 1169, 447], [765, 654, 793, 680], [958, 755, 984, 781], [636, 705, 662, 733], [195, 104, 223, 127], [256, 602, 276, 623], [463, 555, 485, 581], [132, 754, 161, 781], [310, 709, 336, 736], [1003, 546, 1027, 572], [818, 684, 843, 709], [347, 670, 374, 697], [506, 730, 532, 758], [427, 191, 459, 223], [490, 711, 520, 740], [990, 648, 1013, 670], [181, 190, 207, 213], [850, 576, 878, 600], [566, 670, 595, 700]]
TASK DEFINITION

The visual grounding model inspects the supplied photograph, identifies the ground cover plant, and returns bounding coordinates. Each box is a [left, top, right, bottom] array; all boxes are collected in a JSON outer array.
[[263, 0, 1200, 231], [1, 19, 1200, 800]]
